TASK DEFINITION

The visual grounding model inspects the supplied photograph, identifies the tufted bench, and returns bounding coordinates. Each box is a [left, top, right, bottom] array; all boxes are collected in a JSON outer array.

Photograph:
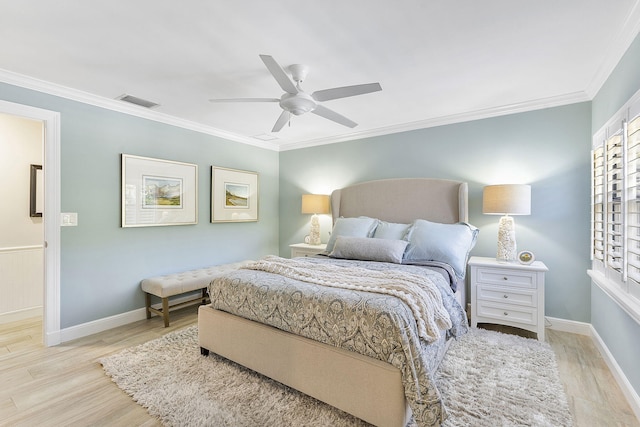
[[141, 260, 253, 327]]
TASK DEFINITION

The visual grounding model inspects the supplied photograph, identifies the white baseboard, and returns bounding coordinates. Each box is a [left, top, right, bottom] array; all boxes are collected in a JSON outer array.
[[58, 294, 200, 343], [60, 307, 147, 343], [0, 306, 43, 325], [590, 325, 640, 421], [545, 316, 592, 335], [546, 315, 640, 420]]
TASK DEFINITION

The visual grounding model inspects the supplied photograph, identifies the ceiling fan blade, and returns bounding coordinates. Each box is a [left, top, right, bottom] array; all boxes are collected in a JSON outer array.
[[311, 104, 357, 128], [209, 98, 280, 103], [272, 110, 291, 132], [259, 54, 298, 94], [312, 82, 382, 102]]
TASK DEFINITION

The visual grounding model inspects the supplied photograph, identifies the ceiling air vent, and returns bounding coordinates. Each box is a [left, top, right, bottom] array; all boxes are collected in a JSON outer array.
[[116, 94, 160, 109]]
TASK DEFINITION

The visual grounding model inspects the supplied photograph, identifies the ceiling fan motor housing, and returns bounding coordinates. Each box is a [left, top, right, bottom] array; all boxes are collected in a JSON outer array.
[[280, 92, 317, 115]]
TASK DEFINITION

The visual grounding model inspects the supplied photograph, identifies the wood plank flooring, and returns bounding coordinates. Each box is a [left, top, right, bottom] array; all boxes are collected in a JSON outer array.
[[1, 310, 638, 426]]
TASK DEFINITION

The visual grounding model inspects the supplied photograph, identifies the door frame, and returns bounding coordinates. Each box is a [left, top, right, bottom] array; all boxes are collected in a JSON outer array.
[[0, 100, 61, 346]]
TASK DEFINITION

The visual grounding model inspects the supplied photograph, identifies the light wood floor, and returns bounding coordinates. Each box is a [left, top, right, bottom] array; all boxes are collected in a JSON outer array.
[[1, 309, 638, 427]]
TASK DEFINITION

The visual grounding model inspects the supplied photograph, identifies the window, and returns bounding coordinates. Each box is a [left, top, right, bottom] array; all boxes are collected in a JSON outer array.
[[591, 88, 640, 320]]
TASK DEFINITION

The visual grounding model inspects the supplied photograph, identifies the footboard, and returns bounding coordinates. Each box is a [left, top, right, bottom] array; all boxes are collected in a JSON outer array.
[[198, 305, 411, 427]]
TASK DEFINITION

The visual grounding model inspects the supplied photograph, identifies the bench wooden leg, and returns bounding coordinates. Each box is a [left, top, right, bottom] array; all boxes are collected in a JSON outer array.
[[201, 288, 208, 305], [145, 293, 152, 319], [162, 297, 170, 327]]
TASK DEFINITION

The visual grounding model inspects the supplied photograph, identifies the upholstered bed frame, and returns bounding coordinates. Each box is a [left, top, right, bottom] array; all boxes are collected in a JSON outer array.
[[198, 178, 468, 427]]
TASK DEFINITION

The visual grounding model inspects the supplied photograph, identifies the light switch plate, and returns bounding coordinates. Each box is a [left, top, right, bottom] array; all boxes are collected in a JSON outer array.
[[61, 212, 78, 226]]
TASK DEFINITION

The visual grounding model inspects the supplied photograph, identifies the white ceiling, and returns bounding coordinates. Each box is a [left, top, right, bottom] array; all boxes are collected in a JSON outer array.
[[1, 1, 639, 150]]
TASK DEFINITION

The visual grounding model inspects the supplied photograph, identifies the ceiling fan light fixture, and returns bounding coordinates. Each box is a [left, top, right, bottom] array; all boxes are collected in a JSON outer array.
[[279, 92, 317, 116], [210, 55, 382, 132]]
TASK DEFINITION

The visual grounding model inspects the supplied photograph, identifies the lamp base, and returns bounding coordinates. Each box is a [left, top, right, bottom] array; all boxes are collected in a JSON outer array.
[[307, 214, 322, 245], [496, 215, 517, 262]]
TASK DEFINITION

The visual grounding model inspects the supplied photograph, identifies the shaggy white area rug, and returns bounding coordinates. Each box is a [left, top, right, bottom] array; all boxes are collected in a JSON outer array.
[[100, 326, 572, 427]]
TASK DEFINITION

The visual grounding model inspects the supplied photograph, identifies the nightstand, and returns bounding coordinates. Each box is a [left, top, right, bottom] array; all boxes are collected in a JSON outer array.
[[290, 243, 327, 258], [469, 256, 548, 341]]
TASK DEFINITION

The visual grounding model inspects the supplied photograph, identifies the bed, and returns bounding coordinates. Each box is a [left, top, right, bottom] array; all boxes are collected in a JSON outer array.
[[198, 178, 476, 427]]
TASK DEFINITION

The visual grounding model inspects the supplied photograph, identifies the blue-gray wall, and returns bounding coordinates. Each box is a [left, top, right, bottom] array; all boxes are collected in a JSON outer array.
[[279, 103, 592, 322], [591, 32, 640, 398], [0, 82, 279, 328]]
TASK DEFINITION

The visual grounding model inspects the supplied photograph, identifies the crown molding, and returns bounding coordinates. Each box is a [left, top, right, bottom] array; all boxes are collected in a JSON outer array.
[[0, 68, 279, 151], [585, 1, 640, 98], [0, 66, 608, 153], [277, 91, 590, 151]]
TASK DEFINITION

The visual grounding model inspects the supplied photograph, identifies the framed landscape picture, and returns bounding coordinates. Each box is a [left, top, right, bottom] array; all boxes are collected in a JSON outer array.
[[121, 154, 198, 227], [211, 166, 258, 223]]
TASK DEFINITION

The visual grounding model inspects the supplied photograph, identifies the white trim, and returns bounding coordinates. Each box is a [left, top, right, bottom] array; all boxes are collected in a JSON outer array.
[[60, 308, 147, 343], [60, 308, 146, 342], [278, 91, 590, 151], [547, 315, 640, 420], [59, 293, 201, 342], [589, 269, 640, 325], [0, 100, 61, 347], [590, 325, 640, 421], [0, 307, 43, 325], [584, 0, 640, 98], [0, 68, 273, 151], [0, 245, 44, 252], [1, 68, 591, 153], [545, 316, 592, 335]]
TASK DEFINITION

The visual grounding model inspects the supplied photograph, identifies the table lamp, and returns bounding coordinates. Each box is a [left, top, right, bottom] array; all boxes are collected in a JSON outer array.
[[301, 194, 330, 245], [483, 184, 531, 262]]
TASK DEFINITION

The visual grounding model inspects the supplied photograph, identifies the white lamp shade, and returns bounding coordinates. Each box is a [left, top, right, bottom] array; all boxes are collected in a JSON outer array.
[[301, 194, 330, 214], [483, 184, 531, 215]]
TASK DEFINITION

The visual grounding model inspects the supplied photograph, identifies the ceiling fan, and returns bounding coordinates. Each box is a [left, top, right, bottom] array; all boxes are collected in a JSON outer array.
[[209, 54, 382, 132]]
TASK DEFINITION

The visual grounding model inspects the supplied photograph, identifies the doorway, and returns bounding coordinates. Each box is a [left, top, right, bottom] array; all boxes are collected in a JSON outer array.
[[0, 100, 61, 346]]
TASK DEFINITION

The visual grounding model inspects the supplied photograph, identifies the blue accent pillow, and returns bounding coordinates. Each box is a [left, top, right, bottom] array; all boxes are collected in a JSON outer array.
[[404, 219, 478, 278], [326, 217, 379, 253], [373, 221, 410, 240]]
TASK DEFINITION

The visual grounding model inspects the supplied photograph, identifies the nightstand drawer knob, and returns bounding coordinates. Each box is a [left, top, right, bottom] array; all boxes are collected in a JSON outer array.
[[504, 312, 509, 316], [503, 276, 508, 280], [503, 294, 509, 298]]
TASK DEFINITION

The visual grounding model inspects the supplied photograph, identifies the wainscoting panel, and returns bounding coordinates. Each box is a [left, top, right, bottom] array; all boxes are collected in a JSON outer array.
[[0, 245, 43, 320]]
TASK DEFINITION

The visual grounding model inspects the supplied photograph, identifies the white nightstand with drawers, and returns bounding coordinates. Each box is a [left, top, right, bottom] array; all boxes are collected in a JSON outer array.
[[469, 256, 548, 341], [290, 243, 327, 258]]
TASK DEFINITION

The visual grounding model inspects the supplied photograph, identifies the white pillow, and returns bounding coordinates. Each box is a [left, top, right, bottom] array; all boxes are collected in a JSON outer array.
[[404, 219, 478, 278], [329, 236, 408, 264], [325, 217, 379, 253], [373, 221, 410, 240]]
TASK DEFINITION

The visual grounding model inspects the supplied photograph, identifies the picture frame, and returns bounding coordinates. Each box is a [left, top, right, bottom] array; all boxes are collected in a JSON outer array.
[[121, 154, 198, 227], [30, 164, 43, 217], [211, 166, 258, 223], [518, 250, 535, 265]]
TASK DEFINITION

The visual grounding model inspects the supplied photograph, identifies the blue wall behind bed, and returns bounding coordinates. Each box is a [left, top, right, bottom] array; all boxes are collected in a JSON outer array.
[[279, 102, 592, 323]]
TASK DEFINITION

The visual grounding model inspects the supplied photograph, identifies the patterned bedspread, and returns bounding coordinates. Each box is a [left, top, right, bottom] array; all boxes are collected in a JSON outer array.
[[208, 256, 469, 426]]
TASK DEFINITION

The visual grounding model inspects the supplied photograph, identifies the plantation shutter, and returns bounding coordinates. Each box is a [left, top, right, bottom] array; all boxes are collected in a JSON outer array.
[[626, 107, 640, 299], [592, 143, 605, 264], [606, 129, 624, 275]]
